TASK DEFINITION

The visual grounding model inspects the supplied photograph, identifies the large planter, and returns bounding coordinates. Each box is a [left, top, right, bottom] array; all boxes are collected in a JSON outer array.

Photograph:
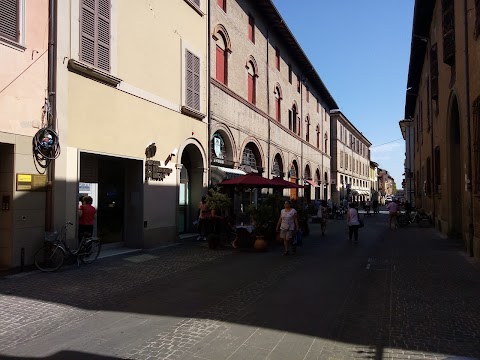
[[254, 236, 268, 251]]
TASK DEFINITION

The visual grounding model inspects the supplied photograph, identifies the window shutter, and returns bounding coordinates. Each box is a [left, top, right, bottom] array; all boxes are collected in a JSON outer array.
[[186, 50, 201, 111], [216, 46, 225, 84], [248, 74, 254, 103], [80, 0, 110, 72], [0, 0, 19, 41], [193, 0, 200, 6], [288, 109, 293, 130]]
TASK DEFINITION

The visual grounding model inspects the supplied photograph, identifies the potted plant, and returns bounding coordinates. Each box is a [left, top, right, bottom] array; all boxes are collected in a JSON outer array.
[[206, 188, 231, 249], [250, 198, 278, 251]]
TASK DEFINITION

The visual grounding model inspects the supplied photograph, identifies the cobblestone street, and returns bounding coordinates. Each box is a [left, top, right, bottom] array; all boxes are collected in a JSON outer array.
[[1, 212, 480, 360]]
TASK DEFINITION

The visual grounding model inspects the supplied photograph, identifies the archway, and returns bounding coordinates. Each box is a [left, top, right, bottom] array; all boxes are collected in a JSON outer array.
[[304, 164, 311, 202], [448, 95, 463, 238], [290, 160, 299, 200], [211, 130, 235, 166], [324, 171, 329, 200], [178, 143, 205, 234], [315, 169, 321, 200], [272, 153, 284, 178], [241, 142, 263, 173]]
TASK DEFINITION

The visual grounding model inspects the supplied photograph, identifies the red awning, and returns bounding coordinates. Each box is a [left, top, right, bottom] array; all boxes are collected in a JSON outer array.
[[217, 172, 273, 187], [304, 179, 320, 187], [269, 177, 304, 189]]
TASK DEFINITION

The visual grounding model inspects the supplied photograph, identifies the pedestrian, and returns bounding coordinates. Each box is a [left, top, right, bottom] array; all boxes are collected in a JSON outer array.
[[317, 201, 327, 235], [386, 199, 400, 229], [78, 196, 96, 243], [346, 202, 361, 244], [197, 196, 211, 241], [276, 200, 299, 256], [342, 198, 348, 214]]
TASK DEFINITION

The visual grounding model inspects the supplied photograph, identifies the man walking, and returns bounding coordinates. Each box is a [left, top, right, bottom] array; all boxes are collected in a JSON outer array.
[[386, 199, 400, 229]]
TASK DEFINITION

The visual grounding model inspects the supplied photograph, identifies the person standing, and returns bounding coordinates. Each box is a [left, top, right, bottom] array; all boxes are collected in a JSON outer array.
[[78, 196, 96, 243], [197, 196, 211, 241], [276, 200, 299, 256], [386, 199, 400, 229], [347, 202, 360, 244]]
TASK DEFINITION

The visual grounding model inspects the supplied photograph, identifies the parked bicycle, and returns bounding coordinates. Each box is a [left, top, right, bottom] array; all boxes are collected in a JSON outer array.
[[34, 221, 101, 272], [397, 208, 431, 228]]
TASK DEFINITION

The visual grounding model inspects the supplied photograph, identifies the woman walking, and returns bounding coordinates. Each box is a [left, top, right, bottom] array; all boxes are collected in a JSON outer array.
[[276, 200, 299, 255], [346, 202, 360, 244]]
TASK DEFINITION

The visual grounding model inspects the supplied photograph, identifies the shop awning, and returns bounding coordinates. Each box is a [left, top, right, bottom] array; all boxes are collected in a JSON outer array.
[[304, 179, 320, 187], [211, 166, 246, 185]]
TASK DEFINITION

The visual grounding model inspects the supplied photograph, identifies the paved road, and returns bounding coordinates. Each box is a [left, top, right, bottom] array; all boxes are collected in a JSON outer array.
[[1, 213, 479, 360]]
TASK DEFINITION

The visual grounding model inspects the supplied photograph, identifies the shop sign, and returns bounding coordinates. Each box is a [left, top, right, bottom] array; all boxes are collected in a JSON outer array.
[[145, 160, 173, 181], [16, 174, 47, 191]]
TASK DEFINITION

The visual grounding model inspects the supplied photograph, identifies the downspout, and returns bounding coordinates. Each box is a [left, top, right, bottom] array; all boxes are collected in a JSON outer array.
[[207, 0, 212, 188], [427, 37, 436, 226], [266, 28, 270, 181], [45, 0, 57, 232], [463, 0, 474, 256], [300, 79, 303, 197]]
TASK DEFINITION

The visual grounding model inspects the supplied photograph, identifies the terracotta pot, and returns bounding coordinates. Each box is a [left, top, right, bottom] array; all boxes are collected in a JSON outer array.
[[254, 236, 267, 251]]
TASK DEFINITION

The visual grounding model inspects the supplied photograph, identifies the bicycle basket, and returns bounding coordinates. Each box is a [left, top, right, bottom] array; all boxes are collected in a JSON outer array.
[[44, 231, 59, 242]]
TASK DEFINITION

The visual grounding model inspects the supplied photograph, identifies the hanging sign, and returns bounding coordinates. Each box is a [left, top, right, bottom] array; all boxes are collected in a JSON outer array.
[[145, 160, 173, 181]]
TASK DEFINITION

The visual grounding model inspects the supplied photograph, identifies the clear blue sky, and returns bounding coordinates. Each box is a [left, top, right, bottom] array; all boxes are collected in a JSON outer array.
[[271, 0, 415, 188]]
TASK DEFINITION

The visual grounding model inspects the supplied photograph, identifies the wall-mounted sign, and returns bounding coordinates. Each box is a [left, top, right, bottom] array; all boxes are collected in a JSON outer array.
[[145, 160, 173, 181], [16, 174, 47, 191]]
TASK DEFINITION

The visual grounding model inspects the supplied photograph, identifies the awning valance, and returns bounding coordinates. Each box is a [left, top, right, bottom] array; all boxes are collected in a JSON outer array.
[[304, 179, 320, 187]]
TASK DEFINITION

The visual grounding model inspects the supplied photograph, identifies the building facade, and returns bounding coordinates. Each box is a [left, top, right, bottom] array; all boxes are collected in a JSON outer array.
[[330, 110, 372, 204], [399, 119, 415, 205], [0, 0, 49, 269], [404, 0, 480, 257], [209, 0, 337, 209], [369, 161, 379, 200]]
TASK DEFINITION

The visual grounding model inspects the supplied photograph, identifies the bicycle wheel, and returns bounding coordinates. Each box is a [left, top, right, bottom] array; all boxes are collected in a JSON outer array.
[[79, 240, 101, 264], [34, 243, 65, 272], [396, 215, 409, 227]]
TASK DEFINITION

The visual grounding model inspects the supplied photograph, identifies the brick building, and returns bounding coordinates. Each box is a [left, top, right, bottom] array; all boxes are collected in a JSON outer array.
[[209, 0, 337, 206], [330, 110, 372, 205], [404, 0, 480, 257]]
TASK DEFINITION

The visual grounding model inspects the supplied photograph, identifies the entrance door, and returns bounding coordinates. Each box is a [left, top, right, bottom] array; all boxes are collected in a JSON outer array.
[[98, 159, 125, 244], [178, 166, 189, 233], [449, 97, 463, 238]]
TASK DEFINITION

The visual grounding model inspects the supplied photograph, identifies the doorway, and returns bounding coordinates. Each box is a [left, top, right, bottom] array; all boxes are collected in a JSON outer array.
[[449, 96, 463, 238]]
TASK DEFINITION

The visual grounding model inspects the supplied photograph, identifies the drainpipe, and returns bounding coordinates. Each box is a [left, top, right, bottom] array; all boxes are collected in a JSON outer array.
[[266, 28, 270, 181], [45, 0, 57, 232], [426, 36, 436, 226], [300, 79, 303, 197], [207, 0, 212, 188], [463, 0, 474, 256]]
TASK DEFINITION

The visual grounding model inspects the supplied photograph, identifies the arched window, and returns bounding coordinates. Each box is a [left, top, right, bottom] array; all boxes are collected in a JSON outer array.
[[247, 61, 256, 105], [274, 86, 281, 122], [272, 154, 283, 177], [289, 104, 298, 133], [305, 116, 310, 142], [316, 125, 320, 148], [216, 34, 228, 85], [242, 145, 257, 168], [324, 132, 328, 154], [211, 132, 226, 164]]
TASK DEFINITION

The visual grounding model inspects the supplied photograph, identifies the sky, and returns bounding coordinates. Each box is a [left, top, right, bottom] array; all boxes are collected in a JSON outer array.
[[271, 0, 415, 187]]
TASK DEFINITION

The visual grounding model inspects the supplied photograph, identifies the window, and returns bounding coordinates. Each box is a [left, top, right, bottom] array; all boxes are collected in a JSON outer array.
[[306, 116, 310, 142], [0, 0, 20, 43], [211, 132, 226, 164], [316, 125, 320, 148], [473, 96, 480, 193], [275, 47, 280, 71], [247, 60, 256, 105], [275, 86, 281, 122], [80, 0, 111, 72], [306, 87, 309, 102], [215, 41, 227, 84], [324, 133, 328, 154], [340, 151, 344, 168], [297, 75, 301, 93], [185, 50, 201, 111], [289, 104, 298, 133], [317, 100, 320, 113], [242, 146, 257, 168], [442, 0, 455, 65], [248, 15, 255, 43], [430, 44, 439, 100], [217, 0, 226, 12], [288, 64, 292, 84]]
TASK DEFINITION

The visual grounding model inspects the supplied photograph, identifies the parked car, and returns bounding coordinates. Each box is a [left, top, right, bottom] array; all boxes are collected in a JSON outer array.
[[385, 196, 393, 204]]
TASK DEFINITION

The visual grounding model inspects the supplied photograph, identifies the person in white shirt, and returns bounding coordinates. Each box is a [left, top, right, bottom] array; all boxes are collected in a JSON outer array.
[[276, 200, 299, 256], [347, 202, 361, 244]]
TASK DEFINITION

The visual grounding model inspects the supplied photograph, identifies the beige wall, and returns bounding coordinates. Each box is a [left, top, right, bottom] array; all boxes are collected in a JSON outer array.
[[53, 0, 209, 249], [0, 0, 49, 268]]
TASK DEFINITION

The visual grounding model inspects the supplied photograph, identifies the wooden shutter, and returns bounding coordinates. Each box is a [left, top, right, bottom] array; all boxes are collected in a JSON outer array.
[[216, 46, 225, 84], [80, 0, 110, 72], [186, 50, 201, 111], [248, 74, 254, 104], [217, 0, 226, 11], [0, 0, 19, 41]]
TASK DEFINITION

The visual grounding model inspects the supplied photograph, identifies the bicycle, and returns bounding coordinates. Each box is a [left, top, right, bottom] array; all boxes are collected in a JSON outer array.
[[34, 221, 101, 272], [396, 209, 431, 228]]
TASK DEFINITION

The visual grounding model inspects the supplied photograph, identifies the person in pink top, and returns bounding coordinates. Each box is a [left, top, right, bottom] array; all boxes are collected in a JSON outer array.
[[386, 199, 400, 229]]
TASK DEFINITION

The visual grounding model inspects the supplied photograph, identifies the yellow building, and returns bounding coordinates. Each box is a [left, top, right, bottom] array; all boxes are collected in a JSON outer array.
[[50, 0, 209, 254]]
